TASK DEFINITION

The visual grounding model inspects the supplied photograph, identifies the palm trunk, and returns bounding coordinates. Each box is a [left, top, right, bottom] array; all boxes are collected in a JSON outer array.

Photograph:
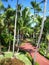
[[0, 40, 1, 53], [34, 0, 47, 64], [8, 40, 11, 51], [17, 29, 19, 53], [13, 0, 18, 56], [22, 33, 24, 40]]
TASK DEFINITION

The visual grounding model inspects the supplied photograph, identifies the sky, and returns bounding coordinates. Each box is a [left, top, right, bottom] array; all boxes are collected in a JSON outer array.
[[2, 0, 49, 16]]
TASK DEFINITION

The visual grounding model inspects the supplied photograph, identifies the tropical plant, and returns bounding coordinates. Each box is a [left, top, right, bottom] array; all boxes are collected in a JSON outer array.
[[34, 0, 47, 64], [31, 0, 42, 14], [13, 0, 19, 56]]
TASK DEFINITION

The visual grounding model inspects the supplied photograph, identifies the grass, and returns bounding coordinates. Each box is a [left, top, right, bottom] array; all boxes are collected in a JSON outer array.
[[4, 52, 13, 58]]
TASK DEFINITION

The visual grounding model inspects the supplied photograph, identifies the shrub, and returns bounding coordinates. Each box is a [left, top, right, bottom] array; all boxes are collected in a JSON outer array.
[[35, 62, 39, 65], [39, 43, 49, 59], [4, 52, 13, 58], [25, 52, 33, 62], [15, 53, 32, 65], [19, 50, 26, 54], [20, 52, 39, 65], [2, 47, 7, 52], [46, 53, 49, 59]]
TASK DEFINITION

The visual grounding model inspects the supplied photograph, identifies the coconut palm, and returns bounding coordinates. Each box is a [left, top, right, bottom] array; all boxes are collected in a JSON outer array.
[[34, 0, 47, 64], [19, 7, 33, 40], [13, 0, 19, 56], [4, 8, 15, 51], [0, 14, 5, 53], [31, 0, 42, 46], [16, 6, 33, 52], [0, 0, 5, 53], [0, 0, 4, 14], [31, 0, 42, 15]]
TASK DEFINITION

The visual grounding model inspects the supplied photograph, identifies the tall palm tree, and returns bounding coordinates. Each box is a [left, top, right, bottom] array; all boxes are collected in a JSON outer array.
[[34, 0, 47, 64], [16, 4, 22, 53], [0, 15, 5, 53], [4, 8, 14, 51], [31, 0, 42, 15], [16, 6, 33, 52], [0, 0, 4, 14], [0, 0, 5, 53], [31, 0, 42, 45], [13, 0, 19, 56]]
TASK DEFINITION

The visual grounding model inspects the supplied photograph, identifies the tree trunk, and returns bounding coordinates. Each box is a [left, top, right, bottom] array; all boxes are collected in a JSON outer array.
[[13, 0, 18, 56], [0, 40, 1, 53], [34, 0, 47, 64], [16, 29, 19, 53], [8, 40, 11, 51]]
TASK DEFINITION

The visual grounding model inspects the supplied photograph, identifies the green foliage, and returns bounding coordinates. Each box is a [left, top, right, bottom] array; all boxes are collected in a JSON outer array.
[[39, 49, 45, 56], [0, 0, 4, 10], [46, 33, 49, 41], [35, 62, 39, 65], [46, 53, 49, 59], [39, 43, 49, 59], [25, 52, 33, 62], [44, 16, 49, 32], [0, 52, 32, 65], [5, 8, 15, 19], [1, 29, 13, 44], [40, 43, 47, 49], [31, 1, 41, 12], [2, 47, 7, 52], [0, 52, 39, 65], [39, 43, 47, 55], [4, 52, 13, 58], [15, 53, 32, 65]]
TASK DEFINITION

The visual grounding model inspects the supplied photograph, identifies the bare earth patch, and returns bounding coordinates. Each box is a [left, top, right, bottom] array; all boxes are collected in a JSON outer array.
[[0, 58, 25, 65]]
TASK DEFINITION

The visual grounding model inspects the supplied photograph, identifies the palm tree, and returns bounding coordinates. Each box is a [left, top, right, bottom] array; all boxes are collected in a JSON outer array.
[[20, 7, 33, 40], [31, 0, 42, 45], [13, 0, 19, 56], [0, 0, 4, 14], [16, 6, 33, 52], [0, 0, 5, 53], [34, 0, 47, 64], [3, 7, 14, 51], [31, 0, 42, 15]]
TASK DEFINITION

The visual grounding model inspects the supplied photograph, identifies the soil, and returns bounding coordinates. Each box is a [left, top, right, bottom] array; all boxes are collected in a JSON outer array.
[[0, 58, 25, 65]]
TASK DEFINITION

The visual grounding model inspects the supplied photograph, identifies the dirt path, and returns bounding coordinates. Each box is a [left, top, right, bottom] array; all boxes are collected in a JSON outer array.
[[20, 43, 49, 65]]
